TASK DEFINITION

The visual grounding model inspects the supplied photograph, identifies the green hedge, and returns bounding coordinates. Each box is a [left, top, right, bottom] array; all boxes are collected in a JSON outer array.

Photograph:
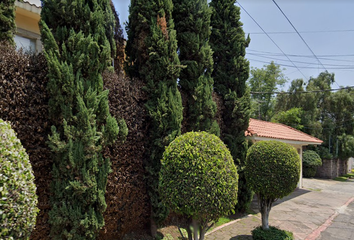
[[303, 150, 322, 166], [252, 226, 294, 240], [303, 150, 322, 178], [0, 119, 39, 239]]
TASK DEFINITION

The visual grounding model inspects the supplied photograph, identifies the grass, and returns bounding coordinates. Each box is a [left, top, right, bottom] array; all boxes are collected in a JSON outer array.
[[333, 176, 348, 182], [333, 172, 354, 182], [214, 216, 233, 228], [343, 173, 354, 178]]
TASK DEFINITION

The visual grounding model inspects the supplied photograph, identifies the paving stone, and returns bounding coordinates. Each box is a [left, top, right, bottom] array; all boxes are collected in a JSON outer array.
[[205, 179, 354, 240]]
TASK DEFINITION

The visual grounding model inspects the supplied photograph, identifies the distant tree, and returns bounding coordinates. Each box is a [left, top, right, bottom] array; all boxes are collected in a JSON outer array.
[[274, 77, 321, 138], [324, 89, 354, 158], [273, 72, 354, 159], [275, 79, 306, 113], [306, 72, 334, 136], [125, 0, 183, 235], [271, 107, 304, 131], [338, 134, 354, 159], [245, 141, 300, 230], [40, 0, 124, 238], [209, 0, 252, 212], [248, 62, 287, 121], [0, 0, 16, 45], [275, 72, 336, 152], [159, 131, 238, 240], [172, 0, 219, 135]]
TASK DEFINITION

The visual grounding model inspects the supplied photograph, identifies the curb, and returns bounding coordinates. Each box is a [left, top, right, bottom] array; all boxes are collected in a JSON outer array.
[[205, 213, 260, 236], [305, 197, 354, 240]]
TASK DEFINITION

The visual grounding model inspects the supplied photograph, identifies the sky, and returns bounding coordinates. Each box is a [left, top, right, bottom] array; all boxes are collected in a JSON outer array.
[[112, 0, 354, 90]]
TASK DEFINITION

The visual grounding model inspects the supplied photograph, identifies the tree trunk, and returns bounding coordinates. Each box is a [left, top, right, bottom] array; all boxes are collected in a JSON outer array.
[[150, 215, 157, 237], [186, 227, 193, 240], [261, 206, 270, 230], [259, 195, 273, 230], [192, 218, 199, 240], [199, 226, 206, 240]]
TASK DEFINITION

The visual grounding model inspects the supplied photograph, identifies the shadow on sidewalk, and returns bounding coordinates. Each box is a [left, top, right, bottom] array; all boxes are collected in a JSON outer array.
[[230, 234, 252, 240], [250, 188, 311, 213]]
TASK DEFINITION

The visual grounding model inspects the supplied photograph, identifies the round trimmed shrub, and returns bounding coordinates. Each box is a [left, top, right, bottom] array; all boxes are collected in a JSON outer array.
[[245, 140, 300, 230], [0, 119, 39, 239], [245, 141, 300, 200], [159, 131, 238, 238], [303, 150, 322, 178]]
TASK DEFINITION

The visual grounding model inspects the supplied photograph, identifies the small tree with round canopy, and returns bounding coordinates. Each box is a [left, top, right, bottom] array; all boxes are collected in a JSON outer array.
[[159, 131, 238, 240], [245, 140, 300, 230]]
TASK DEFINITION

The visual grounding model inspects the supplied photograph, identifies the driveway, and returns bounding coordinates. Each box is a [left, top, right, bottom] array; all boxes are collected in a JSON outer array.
[[205, 178, 354, 240]]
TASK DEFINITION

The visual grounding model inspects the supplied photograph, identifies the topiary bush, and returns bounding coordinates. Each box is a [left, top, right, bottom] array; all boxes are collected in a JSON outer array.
[[252, 226, 294, 240], [0, 119, 39, 239], [245, 140, 300, 230], [303, 150, 322, 178], [159, 131, 238, 240]]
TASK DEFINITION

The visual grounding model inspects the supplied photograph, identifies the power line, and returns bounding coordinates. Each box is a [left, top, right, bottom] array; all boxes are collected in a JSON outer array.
[[250, 29, 354, 35], [251, 86, 354, 95], [248, 58, 354, 70], [271, 0, 326, 70], [248, 49, 354, 58], [237, 1, 308, 81], [247, 53, 354, 67], [271, 0, 341, 88]]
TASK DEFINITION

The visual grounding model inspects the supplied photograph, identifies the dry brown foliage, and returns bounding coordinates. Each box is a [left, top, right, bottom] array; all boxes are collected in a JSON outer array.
[[157, 14, 168, 40], [0, 42, 52, 239]]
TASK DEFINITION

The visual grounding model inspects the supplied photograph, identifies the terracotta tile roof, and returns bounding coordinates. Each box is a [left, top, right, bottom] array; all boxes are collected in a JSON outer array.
[[246, 118, 323, 144]]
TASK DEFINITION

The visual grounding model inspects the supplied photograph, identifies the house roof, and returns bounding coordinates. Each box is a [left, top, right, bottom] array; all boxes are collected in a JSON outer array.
[[246, 118, 323, 145]]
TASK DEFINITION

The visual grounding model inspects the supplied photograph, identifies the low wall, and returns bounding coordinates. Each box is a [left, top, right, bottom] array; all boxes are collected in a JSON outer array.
[[315, 158, 349, 179]]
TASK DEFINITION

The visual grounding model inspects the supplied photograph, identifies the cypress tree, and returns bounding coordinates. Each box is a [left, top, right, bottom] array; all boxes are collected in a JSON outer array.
[[110, 0, 125, 73], [210, 0, 252, 212], [125, 0, 183, 234], [172, 0, 219, 135], [0, 0, 16, 45], [40, 0, 125, 239]]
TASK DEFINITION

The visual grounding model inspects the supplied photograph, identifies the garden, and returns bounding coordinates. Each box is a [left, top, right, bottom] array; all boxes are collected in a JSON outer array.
[[1, 0, 311, 239]]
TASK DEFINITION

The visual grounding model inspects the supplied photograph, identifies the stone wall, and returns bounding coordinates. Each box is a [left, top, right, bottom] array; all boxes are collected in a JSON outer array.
[[315, 158, 349, 179]]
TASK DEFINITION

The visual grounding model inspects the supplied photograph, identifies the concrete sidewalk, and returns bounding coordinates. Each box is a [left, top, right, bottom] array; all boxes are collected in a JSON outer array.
[[205, 178, 354, 240]]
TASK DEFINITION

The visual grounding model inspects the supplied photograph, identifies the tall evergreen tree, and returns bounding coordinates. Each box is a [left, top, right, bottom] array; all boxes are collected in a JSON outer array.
[[40, 0, 125, 239], [110, 0, 125, 73], [209, 0, 252, 212], [172, 0, 219, 135], [125, 0, 183, 234], [0, 0, 16, 45]]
